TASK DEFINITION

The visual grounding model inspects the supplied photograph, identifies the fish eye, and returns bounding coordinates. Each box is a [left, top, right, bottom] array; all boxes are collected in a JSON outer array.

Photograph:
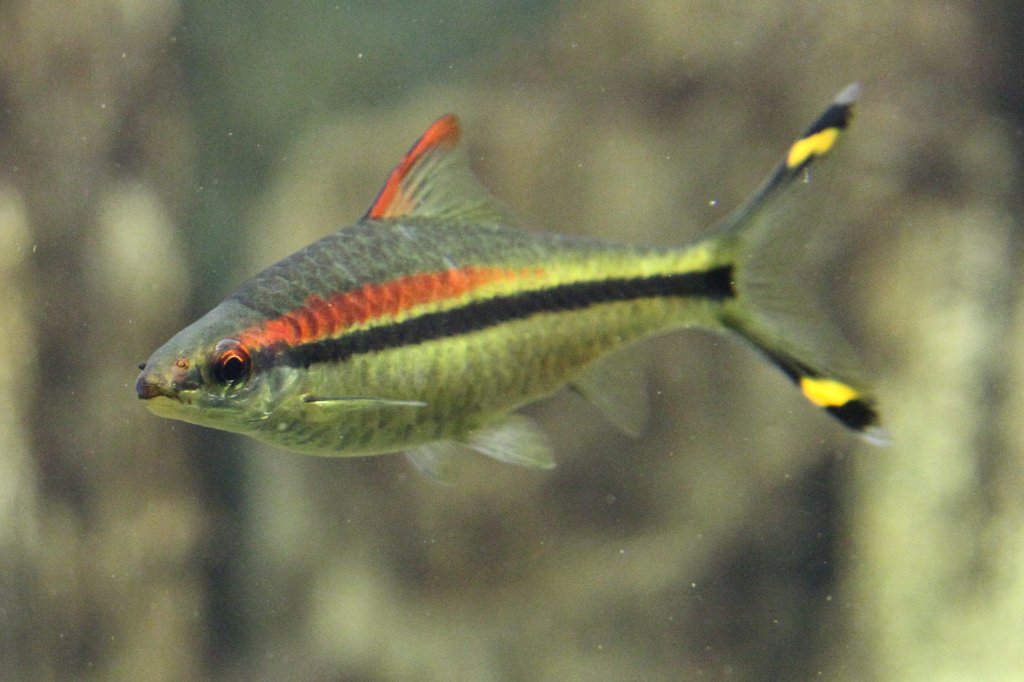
[[212, 339, 252, 387]]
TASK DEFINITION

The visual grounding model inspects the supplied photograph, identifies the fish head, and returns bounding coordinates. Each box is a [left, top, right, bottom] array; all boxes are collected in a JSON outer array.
[[136, 300, 277, 433]]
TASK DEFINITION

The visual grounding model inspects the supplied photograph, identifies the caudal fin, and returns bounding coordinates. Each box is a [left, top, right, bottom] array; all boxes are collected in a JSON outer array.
[[709, 83, 889, 445]]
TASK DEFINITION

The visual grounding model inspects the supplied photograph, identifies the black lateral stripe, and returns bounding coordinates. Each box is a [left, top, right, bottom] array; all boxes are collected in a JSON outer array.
[[275, 265, 734, 368]]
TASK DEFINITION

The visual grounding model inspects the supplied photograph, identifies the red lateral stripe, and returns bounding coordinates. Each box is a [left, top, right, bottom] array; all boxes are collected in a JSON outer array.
[[239, 265, 534, 350], [367, 114, 461, 219]]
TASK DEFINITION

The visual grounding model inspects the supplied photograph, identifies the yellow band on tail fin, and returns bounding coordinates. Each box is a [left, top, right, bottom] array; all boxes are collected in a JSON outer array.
[[786, 128, 840, 169], [799, 376, 860, 408]]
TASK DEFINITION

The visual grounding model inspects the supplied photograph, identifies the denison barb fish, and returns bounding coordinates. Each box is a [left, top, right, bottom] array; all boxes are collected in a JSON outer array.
[[136, 83, 888, 477]]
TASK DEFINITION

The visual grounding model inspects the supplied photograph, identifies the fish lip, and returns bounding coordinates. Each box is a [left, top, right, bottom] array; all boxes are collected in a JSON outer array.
[[135, 372, 179, 402]]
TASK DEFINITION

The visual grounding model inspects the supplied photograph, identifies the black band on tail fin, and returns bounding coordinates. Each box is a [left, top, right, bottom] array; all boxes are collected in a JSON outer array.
[[826, 399, 882, 435]]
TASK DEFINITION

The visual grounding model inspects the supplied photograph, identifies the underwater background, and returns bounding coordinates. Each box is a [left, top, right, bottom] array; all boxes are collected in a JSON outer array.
[[2, 1, 1022, 679]]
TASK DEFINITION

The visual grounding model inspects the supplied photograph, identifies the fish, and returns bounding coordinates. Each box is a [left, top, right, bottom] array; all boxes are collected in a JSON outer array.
[[136, 83, 888, 477]]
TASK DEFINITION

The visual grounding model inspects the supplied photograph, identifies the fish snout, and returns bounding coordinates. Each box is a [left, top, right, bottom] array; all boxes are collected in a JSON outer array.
[[136, 369, 176, 401]]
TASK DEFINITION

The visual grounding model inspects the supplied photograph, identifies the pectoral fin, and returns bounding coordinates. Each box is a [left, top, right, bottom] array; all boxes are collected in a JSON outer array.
[[302, 395, 428, 409]]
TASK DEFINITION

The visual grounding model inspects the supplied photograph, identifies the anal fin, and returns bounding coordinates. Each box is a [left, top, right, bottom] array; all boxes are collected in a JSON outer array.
[[570, 350, 650, 437]]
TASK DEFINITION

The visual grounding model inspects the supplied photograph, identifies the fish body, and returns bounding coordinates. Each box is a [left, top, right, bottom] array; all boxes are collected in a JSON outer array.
[[137, 84, 887, 472]]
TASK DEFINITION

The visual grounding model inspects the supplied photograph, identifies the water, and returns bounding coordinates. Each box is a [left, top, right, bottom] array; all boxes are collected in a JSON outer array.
[[2, 1, 1022, 679]]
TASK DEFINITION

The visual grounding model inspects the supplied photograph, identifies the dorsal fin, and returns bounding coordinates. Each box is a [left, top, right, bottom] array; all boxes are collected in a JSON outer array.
[[364, 114, 513, 226]]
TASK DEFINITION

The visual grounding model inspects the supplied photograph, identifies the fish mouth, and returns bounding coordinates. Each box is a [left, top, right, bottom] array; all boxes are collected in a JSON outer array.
[[137, 373, 172, 400], [142, 394, 190, 419], [135, 371, 189, 405], [136, 372, 193, 421]]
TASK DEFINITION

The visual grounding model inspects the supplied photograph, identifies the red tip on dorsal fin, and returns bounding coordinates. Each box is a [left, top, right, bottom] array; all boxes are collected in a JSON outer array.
[[366, 114, 462, 220]]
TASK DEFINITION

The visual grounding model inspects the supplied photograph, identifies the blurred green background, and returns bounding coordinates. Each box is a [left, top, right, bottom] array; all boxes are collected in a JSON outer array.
[[1, 1, 1022, 679]]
